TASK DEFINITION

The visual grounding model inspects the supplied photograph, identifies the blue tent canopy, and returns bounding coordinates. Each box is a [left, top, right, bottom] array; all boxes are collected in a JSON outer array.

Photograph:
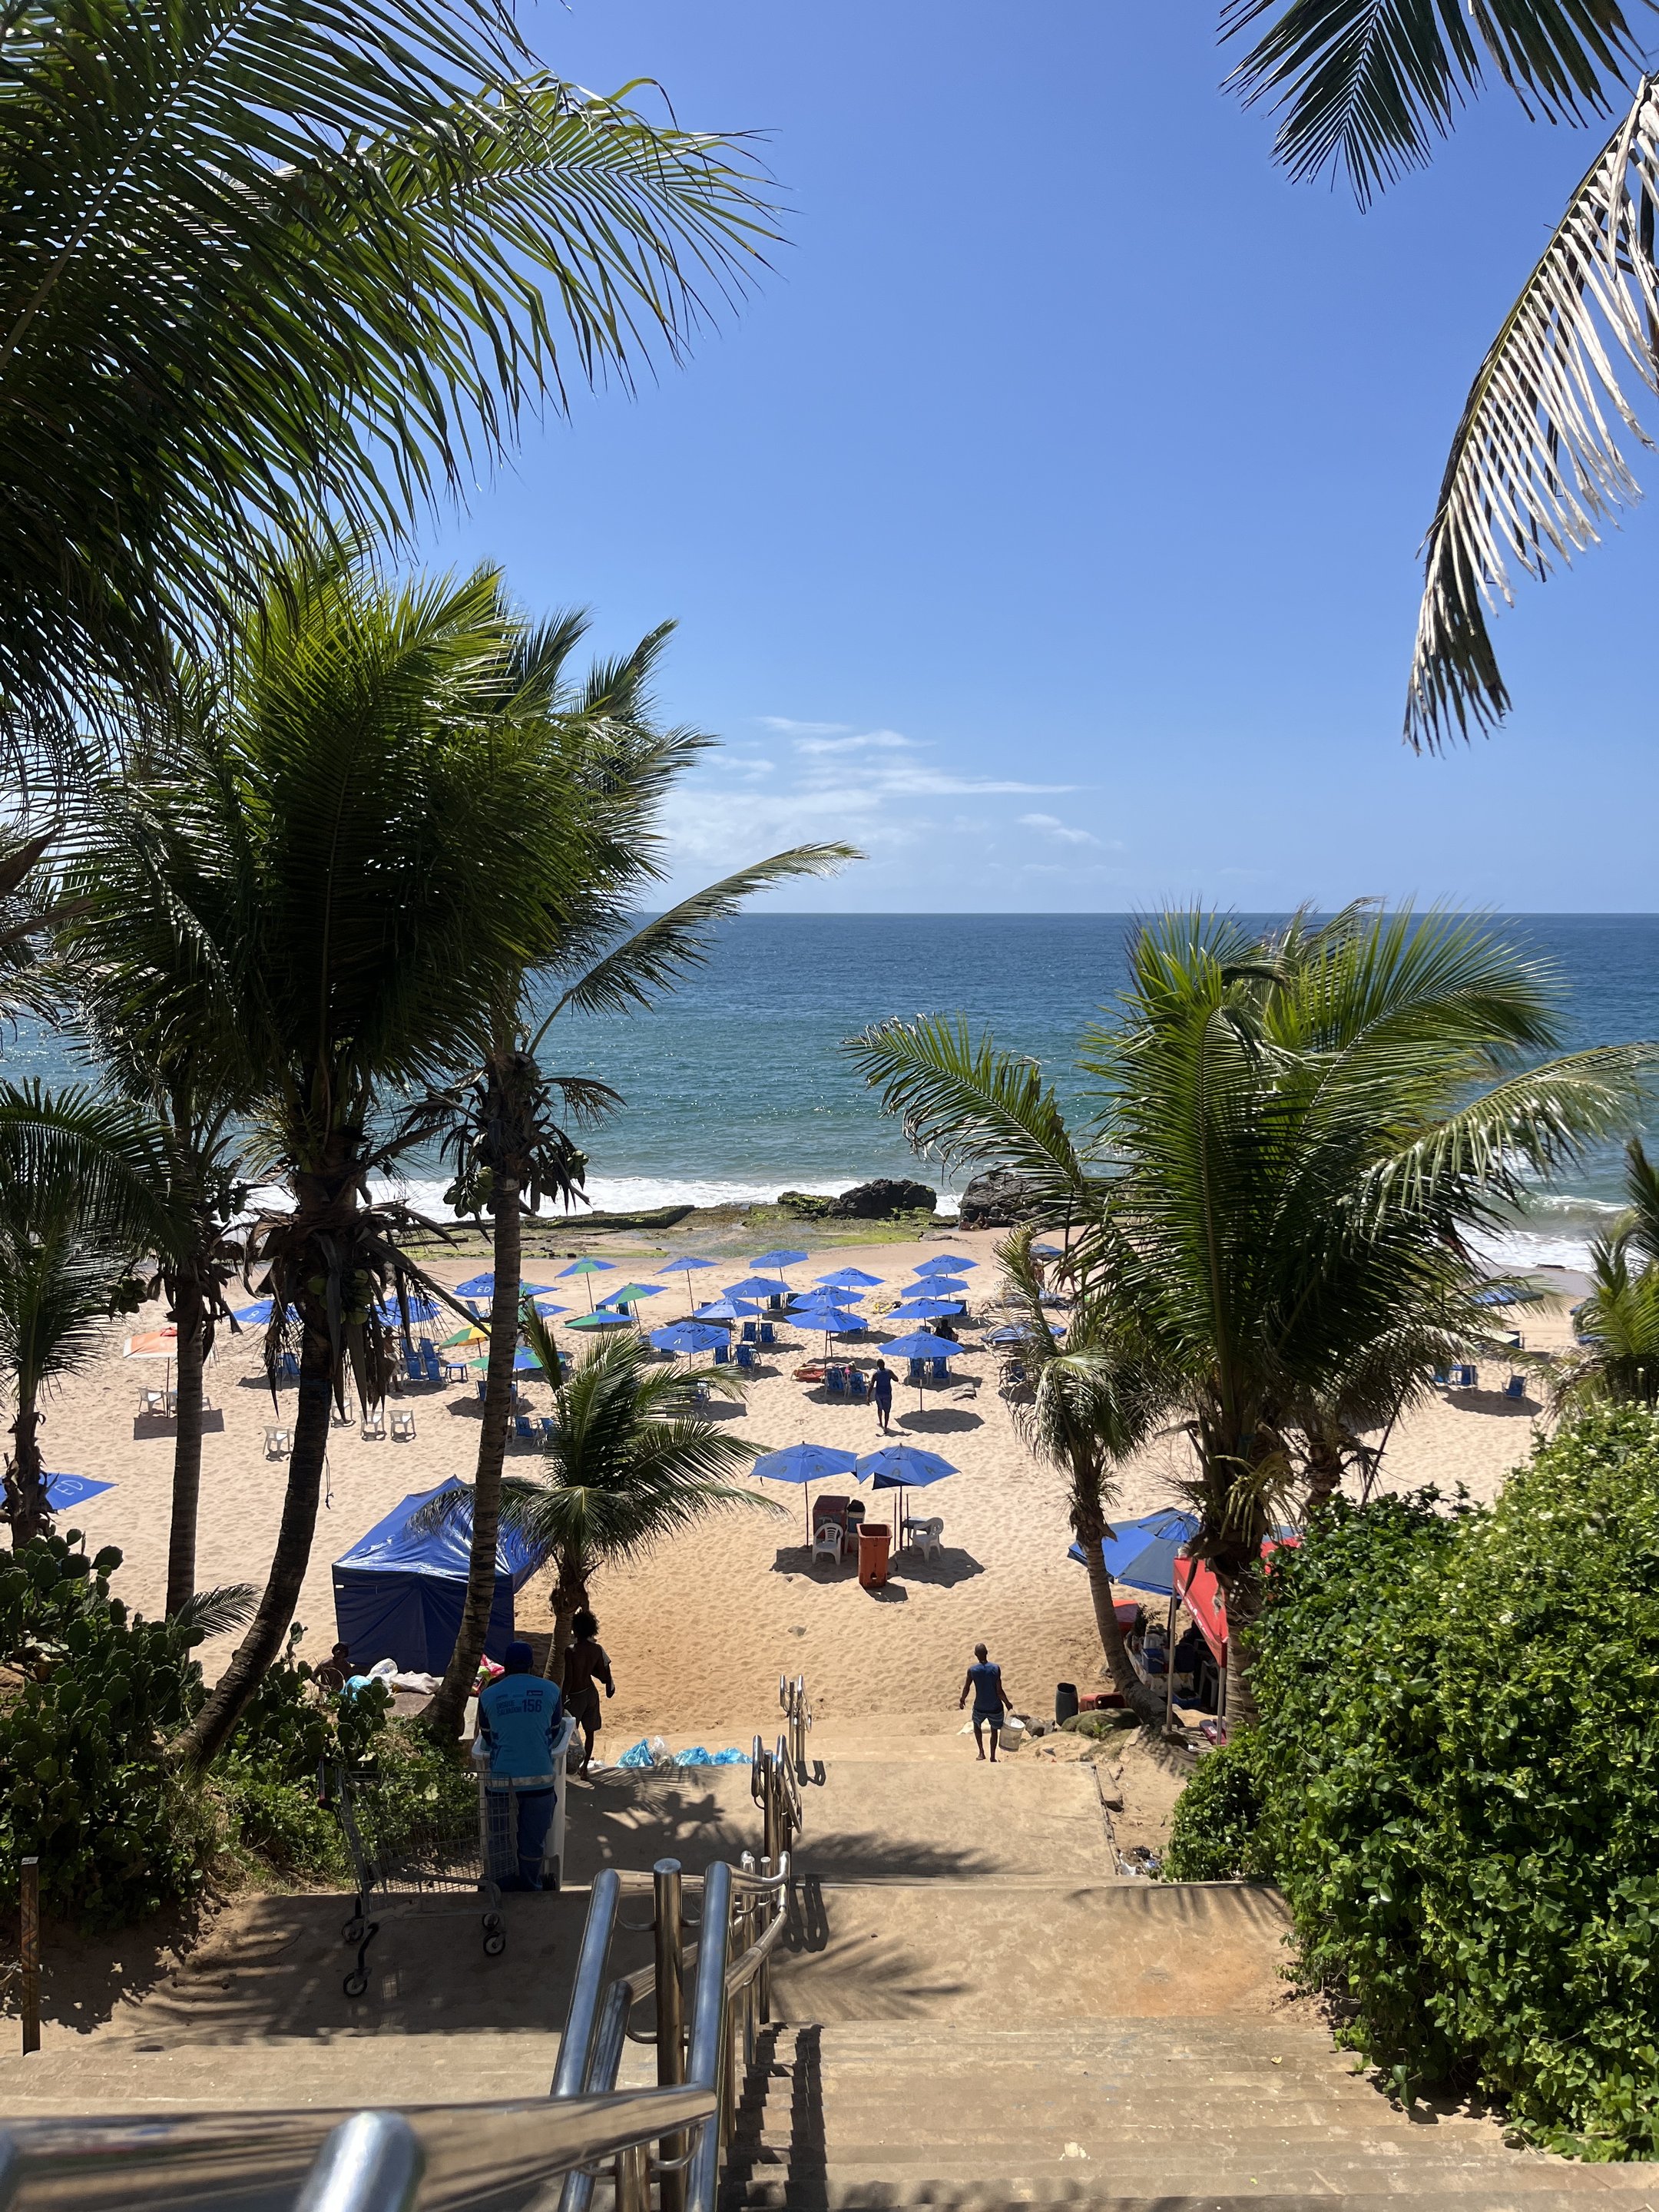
[[333, 1481, 545, 1674]]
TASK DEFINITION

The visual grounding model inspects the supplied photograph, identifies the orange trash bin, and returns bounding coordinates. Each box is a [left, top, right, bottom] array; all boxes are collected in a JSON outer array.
[[857, 1521, 891, 1591]]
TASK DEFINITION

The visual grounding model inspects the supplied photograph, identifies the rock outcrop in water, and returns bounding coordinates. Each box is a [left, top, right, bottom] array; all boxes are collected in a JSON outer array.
[[957, 1168, 1042, 1228], [779, 1179, 936, 1220]]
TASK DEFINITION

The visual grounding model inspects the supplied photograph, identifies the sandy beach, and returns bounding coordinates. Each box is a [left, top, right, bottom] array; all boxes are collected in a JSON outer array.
[[28, 1224, 1579, 1747]]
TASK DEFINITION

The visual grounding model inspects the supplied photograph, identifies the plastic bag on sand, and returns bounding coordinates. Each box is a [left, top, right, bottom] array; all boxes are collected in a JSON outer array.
[[618, 1738, 655, 1770], [673, 1746, 753, 1768], [367, 1658, 397, 1681]]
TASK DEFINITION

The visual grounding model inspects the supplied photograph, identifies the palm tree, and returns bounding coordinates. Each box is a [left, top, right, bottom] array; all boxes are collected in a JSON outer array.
[[423, 1324, 777, 1685], [995, 1228, 1173, 1718], [1213, 2, 1659, 748], [0, 1084, 180, 1542], [852, 905, 1651, 1714], [420, 614, 855, 1744], [1555, 1138, 1659, 1411], [0, 0, 776, 750], [71, 548, 617, 1767]]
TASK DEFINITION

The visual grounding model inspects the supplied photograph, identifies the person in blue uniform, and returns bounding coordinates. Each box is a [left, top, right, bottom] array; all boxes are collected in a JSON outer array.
[[476, 1641, 563, 1889], [957, 1642, 1012, 1761]]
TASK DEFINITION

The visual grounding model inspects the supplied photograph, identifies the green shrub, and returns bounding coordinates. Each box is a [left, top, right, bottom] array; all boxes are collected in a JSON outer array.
[[1217, 1409, 1659, 2157], [1165, 1730, 1270, 1880]]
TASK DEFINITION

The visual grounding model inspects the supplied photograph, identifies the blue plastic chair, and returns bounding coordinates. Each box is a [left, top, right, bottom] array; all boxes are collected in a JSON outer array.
[[758, 1321, 775, 1346], [514, 1412, 535, 1439], [1505, 1373, 1526, 1399], [1453, 1363, 1477, 1389], [930, 1356, 949, 1382], [736, 1343, 756, 1371], [1432, 1365, 1451, 1386], [907, 1359, 925, 1385], [538, 1416, 555, 1442], [475, 1378, 488, 1401], [825, 1366, 845, 1395], [714, 1341, 730, 1366], [847, 1369, 866, 1400], [420, 1340, 442, 1382], [279, 1350, 300, 1381], [401, 1343, 423, 1382], [740, 1320, 757, 1344]]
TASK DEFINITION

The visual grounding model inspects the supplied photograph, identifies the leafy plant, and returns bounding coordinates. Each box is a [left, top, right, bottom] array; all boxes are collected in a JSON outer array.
[[1164, 1729, 1270, 1881], [1191, 1415, 1659, 2156]]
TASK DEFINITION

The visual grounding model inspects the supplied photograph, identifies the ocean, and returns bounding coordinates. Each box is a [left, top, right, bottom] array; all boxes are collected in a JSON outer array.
[[16, 914, 1659, 1268]]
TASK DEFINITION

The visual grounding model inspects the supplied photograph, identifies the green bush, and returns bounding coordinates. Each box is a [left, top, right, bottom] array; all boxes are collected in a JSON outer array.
[[1165, 1730, 1270, 1880], [1208, 1409, 1659, 2157]]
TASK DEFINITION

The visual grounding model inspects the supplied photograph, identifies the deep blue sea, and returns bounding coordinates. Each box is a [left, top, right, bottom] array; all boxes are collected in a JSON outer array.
[[15, 915, 1658, 1267]]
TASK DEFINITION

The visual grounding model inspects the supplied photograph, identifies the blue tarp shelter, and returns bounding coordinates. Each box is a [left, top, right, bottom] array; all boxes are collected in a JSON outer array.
[[333, 1481, 544, 1674]]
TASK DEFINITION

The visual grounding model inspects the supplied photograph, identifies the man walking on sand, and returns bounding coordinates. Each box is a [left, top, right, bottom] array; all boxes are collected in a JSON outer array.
[[871, 1358, 894, 1434], [959, 1642, 1012, 1761]]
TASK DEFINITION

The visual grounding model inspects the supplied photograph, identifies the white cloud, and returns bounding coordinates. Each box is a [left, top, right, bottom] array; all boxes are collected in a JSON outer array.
[[1021, 811, 1101, 847], [792, 727, 919, 757], [756, 716, 852, 737]]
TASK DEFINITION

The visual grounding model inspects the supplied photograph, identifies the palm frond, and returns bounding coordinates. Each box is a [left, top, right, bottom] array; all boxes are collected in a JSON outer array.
[[1406, 74, 1659, 750], [1221, 0, 1648, 205], [170, 1583, 259, 1641], [846, 1015, 1099, 1217]]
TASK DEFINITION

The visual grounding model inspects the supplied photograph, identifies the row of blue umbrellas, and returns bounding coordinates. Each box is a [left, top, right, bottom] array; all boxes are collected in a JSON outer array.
[[752, 1438, 957, 1541]]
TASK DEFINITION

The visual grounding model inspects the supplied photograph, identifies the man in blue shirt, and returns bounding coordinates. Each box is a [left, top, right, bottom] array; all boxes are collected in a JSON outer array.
[[957, 1642, 1012, 1762], [477, 1641, 563, 1889]]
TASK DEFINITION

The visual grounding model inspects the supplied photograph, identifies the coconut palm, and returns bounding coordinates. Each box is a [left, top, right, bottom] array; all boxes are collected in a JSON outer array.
[[424, 1324, 777, 1685], [70, 548, 617, 1767], [0, 1084, 180, 1541], [852, 905, 1651, 1713], [995, 1228, 1174, 1718], [419, 614, 855, 1744], [1555, 1139, 1659, 1411], [0, 0, 775, 753]]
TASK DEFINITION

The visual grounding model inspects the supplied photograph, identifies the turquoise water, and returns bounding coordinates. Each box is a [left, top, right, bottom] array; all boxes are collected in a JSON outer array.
[[13, 914, 1658, 1264]]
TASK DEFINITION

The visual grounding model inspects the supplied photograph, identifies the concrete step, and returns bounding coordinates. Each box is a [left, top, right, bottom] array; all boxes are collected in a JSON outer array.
[[728, 2189, 1659, 2211]]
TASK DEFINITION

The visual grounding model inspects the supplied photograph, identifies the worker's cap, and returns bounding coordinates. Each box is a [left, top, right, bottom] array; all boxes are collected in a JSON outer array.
[[504, 1640, 535, 1674]]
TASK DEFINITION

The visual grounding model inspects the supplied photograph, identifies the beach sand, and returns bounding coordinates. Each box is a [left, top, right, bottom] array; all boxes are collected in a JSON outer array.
[[26, 1227, 1577, 1747]]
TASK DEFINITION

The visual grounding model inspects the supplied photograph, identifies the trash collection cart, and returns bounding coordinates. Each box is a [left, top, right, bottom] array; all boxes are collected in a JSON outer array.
[[329, 1717, 572, 1998]]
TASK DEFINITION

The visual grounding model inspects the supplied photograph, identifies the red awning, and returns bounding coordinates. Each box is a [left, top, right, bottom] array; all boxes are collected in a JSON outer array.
[[1174, 1535, 1301, 1665]]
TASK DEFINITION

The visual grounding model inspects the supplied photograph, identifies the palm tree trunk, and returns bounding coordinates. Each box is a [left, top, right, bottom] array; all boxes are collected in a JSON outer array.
[[426, 1178, 521, 1742], [6, 1386, 46, 1544], [1214, 1562, 1262, 1728], [542, 1558, 589, 1687], [1071, 1488, 1161, 1724], [166, 1280, 207, 1614], [174, 1307, 333, 1767]]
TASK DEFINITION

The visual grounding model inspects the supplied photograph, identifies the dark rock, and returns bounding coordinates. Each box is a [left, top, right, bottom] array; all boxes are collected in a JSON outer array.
[[825, 1177, 937, 1220], [777, 1190, 835, 1220], [956, 1167, 1042, 1229]]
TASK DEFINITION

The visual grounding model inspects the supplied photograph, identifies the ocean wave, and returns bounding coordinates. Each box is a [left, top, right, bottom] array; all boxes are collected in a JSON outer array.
[[367, 1173, 878, 1221]]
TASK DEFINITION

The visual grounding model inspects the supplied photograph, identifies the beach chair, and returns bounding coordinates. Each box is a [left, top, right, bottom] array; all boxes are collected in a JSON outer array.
[[846, 1369, 866, 1401], [812, 1523, 843, 1570], [420, 1341, 442, 1383], [907, 1359, 925, 1386], [844, 1499, 866, 1544], [140, 1386, 167, 1416], [538, 1416, 555, 1442], [475, 1379, 488, 1401], [331, 1396, 356, 1427], [1432, 1364, 1451, 1386], [279, 1350, 300, 1382], [514, 1412, 535, 1441], [390, 1409, 416, 1441], [736, 1342, 756, 1372], [1452, 1363, 1478, 1389], [929, 1356, 949, 1382], [740, 1320, 757, 1344], [825, 1365, 845, 1396], [466, 1299, 482, 1317], [903, 1515, 944, 1561], [1505, 1374, 1527, 1399], [361, 1407, 386, 1440], [815, 1496, 849, 1552], [400, 1343, 423, 1384], [758, 1321, 776, 1346], [714, 1342, 730, 1366], [263, 1425, 292, 1459]]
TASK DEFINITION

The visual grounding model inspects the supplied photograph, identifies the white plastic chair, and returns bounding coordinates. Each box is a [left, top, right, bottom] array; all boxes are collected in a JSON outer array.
[[360, 1406, 386, 1439], [904, 1515, 944, 1561], [390, 1408, 416, 1441], [141, 1386, 167, 1416], [263, 1425, 292, 1458], [811, 1522, 843, 1569]]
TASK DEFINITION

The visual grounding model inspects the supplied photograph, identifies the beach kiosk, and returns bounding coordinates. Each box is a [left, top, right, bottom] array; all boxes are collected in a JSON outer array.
[[333, 1479, 543, 1674]]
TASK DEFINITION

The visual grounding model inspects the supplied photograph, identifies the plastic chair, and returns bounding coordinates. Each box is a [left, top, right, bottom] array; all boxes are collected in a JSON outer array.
[[140, 1386, 167, 1416], [538, 1416, 556, 1442], [475, 1378, 488, 1400], [420, 1341, 442, 1382], [279, 1350, 300, 1381], [740, 1320, 757, 1343], [736, 1343, 756, 1371], [758, 1321, 776, 1346], [1452, 1363, 1478, 1389], [846, 1369, 867, 1400], [907, 1359, 925, 1385], [930, 1356, 949, 1382], [903, 1515, 945, 1560], [361, 1407, 386, 1439], [263, 1425, 292, 1458], [1505, 1373, 1527, 1399], [714, 1342, 730, 1366], [514, 1412, 535, 1440], [400, 1343, 423, 1383], [812, 1523, 843, 1569], [825, 1365, 845, 1395], [390, 1408, 416, 1441]]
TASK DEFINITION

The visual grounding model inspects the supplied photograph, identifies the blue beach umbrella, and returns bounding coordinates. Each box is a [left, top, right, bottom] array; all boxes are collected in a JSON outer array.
[[472, 1347, 548, 1376], [751, 1248, 809, 1271], [233, 1297, 282, 1324], [455, 1272, 552, 1302], [888, 1296, 965, 1323], [909, 1277, 968, 1295], [558, 1257, 614, 1310], [913, 1254, 976, 1277], [694, 1296, 761, 1324], [753, 1440, 861, 1541], [1065, 1507, 1201, 1598], [530, 1298, 569, 1319], [651, 1320, 729, 1359], [661, 1253, 717, 1313], [790, 1303, 863, 1356], [880, 1326, 960, 1406], [727, 1275, 793, 1303], [857, 1442, 956, 1537], [375, 1292, 441, 1327], [817, 1267, 882, 1290], [45, 1471, 116, 1512]]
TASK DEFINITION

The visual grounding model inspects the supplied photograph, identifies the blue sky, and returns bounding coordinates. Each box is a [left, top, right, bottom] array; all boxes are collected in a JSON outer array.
[[424, 2, 1659, 912]]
